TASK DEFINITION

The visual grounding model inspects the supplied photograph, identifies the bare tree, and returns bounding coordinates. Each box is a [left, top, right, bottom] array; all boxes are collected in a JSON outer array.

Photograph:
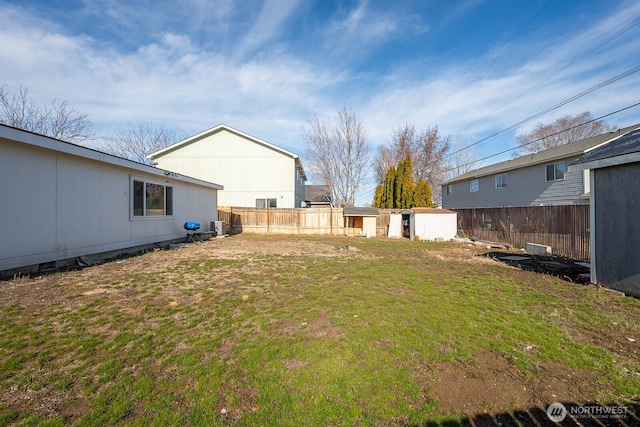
[[445, 136, 480, 180], [302, 106, 371, 207], [95, 121, 183, 164], [516, 112, 614, 154], [373, 123, 450, 202], [0, 85, 94, 143]]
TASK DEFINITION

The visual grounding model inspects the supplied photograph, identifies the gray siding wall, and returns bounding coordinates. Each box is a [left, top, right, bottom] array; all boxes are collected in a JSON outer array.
[[442, 156, 588, 208], [294, 166, 306, 208], [593, 163, 640, 296]]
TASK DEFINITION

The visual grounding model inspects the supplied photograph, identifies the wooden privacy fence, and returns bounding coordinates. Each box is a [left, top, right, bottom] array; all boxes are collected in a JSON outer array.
[[453, 205, 590, 261], [217, 207, 393, 237], [218, 207, 345, 235], [218, 206, 590, 260]]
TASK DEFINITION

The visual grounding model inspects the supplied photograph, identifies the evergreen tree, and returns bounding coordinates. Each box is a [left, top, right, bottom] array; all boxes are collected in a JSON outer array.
[[395, 156, 415, 209], [375, 156, 435, 209], [413, 178, 434, 207], [373, 185, 383, 208]]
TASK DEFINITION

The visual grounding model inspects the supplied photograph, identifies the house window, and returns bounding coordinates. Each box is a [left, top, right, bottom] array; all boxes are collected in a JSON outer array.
[[256, 198, 277, 208], [470, 179, 479, 192], [446, 185, 453, 195], [132, 178, 173, 217], [546, 162, 565, 181], [495, 174, 507, 188]]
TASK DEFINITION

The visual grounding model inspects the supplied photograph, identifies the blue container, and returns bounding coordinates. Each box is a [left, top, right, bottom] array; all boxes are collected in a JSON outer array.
[[184, 222, 201, 231]]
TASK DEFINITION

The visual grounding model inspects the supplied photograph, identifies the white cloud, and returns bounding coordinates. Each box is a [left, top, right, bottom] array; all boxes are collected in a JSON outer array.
[[1, 0, 639, 165]]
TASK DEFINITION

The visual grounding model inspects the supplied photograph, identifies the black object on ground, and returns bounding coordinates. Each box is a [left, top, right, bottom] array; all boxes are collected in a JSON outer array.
[[484, 252, 590, 283]]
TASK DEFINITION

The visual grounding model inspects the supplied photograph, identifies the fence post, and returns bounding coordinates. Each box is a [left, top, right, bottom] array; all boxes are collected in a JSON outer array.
[[330, 208, 333, 235]]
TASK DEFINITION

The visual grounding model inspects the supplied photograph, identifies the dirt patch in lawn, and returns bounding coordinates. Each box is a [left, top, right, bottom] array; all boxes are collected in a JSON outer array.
[[423, 350, 608, 416], [1, 235, 638, 425]]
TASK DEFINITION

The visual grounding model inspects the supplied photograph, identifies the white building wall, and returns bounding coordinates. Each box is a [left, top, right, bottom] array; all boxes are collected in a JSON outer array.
[[0, 133, 219, 271], [152, 128, 303, 208], [414, 213, 457, 241], [388, 214, 403, 238]]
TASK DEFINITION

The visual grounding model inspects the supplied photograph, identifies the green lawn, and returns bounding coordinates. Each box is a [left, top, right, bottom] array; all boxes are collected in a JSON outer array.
[[0, 234, 638, 426]]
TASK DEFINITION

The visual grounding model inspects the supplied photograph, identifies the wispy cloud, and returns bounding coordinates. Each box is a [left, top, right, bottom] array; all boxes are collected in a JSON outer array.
[[1, 0, 639, 163], [235, 0, 304, 58]]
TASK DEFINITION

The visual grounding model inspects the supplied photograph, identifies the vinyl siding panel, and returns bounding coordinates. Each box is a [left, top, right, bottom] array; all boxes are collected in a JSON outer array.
[[154, 128, 300, 208], [0, 135, 218, 271], [442, 156, 589, 208]]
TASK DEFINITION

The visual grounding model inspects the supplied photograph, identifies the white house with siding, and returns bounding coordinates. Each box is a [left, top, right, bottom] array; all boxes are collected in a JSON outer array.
[[0, 124, 222, 276], [442, 124, 640, 209], [149, 124, 307, 208]]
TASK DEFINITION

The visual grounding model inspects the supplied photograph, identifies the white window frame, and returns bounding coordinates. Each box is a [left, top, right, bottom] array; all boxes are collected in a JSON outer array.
[[545, 162, 565, 182], [130, 176, 174, 219], [255, 197, 277, 208], [470, 179, 479, 192], [495, 174, 507, 188], [446, 184, 453, 195]]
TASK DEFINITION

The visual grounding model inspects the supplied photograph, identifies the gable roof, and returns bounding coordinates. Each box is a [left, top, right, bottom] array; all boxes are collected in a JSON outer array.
[[571, 128, 640, 170], [444, 123, 640, 184], [0, 124, 223, 190], [148, 123, 306, 180]]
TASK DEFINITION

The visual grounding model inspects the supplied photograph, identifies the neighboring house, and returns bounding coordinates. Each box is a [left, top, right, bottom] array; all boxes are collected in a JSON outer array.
[[149, 124, 307, 208], [304, 184, 332, 208], [570, 128, 640, 296], [442, 124, 640, 209], [0, 124, 222, 276]]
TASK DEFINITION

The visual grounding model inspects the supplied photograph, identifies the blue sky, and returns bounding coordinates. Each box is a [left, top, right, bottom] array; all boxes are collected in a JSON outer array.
[[1, 0, 640, 201]]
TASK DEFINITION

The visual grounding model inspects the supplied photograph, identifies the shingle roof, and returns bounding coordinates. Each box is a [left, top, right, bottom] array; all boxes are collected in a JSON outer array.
[[304, 185, 331, 203], [343, 207, 380, 216], [444, 123, 640, 184], [572, 128, 640, 169]]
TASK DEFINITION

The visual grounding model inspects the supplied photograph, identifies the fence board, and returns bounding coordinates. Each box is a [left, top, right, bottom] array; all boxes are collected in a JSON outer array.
[[218, 207, 345, 235], [453, 205, 590, 260]]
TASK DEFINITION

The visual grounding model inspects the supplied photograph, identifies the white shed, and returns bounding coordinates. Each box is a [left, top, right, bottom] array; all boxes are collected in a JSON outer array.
[[0, 124, 223, 276], [388, 208, 457, 241]]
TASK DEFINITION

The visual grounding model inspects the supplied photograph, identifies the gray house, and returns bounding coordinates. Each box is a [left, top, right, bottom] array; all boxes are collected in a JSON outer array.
[[442, 124, 640, 209], [571, 128, 640, 296]]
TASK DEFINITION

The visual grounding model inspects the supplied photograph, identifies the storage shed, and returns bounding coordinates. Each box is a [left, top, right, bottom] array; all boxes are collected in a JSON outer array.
[[571, 128, 640, 296], [388, 208, 457, 241], [413, 208, 458, 241], [0, 124, 223, 276], [343, 207, 379, 237]]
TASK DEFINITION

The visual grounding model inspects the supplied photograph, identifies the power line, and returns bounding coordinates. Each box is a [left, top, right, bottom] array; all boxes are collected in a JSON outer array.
[[428, 0, 554, 115], [457, 17, 640, 136], [442, 102, 640, 176], [445, 63, 640, 159]]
